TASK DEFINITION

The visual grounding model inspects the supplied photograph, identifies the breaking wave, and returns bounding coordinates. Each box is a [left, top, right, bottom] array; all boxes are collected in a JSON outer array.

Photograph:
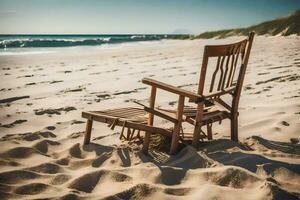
[[0, 34, 183, 49]]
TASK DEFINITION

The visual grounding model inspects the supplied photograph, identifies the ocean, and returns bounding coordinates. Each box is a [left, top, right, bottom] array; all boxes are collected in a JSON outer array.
[[0, 34, 187, 49]]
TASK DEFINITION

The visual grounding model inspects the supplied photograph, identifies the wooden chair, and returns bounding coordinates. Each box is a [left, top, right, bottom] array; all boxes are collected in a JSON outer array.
[[82, 32, 255, 154]]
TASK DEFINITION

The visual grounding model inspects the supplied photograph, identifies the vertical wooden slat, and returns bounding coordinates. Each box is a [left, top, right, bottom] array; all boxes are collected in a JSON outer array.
[[170, 95, 185, 154], [83, 119, 93, 145], [217, 56, 226, 91], [209, 56, 221, 92], [226, 53, 235, 88], [226, 44, 239, 87], [221, 47, 233, 90], [142, 86, 156, 154], [240, 41, 247, 61], [230, 43, 244, 86]]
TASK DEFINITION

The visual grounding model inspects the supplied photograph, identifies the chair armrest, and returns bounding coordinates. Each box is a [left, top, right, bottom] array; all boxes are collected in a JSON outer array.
[[142, 78, 203, 102]]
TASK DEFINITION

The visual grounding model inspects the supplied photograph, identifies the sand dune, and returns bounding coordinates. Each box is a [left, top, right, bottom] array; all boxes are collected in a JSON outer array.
[[0, 36, 299, 199]]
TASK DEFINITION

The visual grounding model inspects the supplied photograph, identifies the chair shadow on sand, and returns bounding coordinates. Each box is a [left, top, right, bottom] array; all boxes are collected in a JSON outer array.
[[141, 136, 300, 184], [83, 135, 300, 176], [83, 135, 300, 175], [196, 137, 300, 174], [82, 143, 114, 167], [116, 147, 131, 167], [81, 136, 300, 199], [138, 137, 300, 200], [82, 142, 132, 167]]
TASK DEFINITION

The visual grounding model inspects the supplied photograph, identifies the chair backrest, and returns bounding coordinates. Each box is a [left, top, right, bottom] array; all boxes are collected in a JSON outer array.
[[197, 32, 254, 111]]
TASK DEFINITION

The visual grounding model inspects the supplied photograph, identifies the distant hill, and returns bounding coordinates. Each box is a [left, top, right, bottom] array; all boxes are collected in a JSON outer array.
[[193, 10, 300, 39]]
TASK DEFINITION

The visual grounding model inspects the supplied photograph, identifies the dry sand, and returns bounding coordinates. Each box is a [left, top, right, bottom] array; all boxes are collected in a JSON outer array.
[[0, 36, 299, 199]]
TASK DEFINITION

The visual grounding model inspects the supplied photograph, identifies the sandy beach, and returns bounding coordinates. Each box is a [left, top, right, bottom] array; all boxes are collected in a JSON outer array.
[[0, 36, 300, 199]]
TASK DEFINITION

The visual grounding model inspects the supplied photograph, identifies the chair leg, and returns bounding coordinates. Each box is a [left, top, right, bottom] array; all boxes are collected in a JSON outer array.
[[126, 128, 132, 141], [137, 130, 141, 139], [120, 121, 126, 140], [83, 119, 93, 145], [231, 115, 238, 141], [192, 104, 204, 146], [170, 95, 185, 155], [130, 129, 136, 140], [192, 124, 202, 145], [142, 132, 151, 154], [207, 124, 212, 140], [170, 124, 181, 154], [143, 86, 157, 154]]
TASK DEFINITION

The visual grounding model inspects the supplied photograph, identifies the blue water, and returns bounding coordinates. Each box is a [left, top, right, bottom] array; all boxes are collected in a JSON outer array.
[[0, 34, 186, 49]]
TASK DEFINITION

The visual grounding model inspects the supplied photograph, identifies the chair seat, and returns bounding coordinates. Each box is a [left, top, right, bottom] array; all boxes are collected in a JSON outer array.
[[156, 100, 230, 126], [86, 107, 148, 123], [82, 107, 173, 137], [184, 108, 231, 125]]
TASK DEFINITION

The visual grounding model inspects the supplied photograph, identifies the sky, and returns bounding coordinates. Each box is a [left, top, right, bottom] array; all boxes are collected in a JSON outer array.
[[0, 0, 299, 34]]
